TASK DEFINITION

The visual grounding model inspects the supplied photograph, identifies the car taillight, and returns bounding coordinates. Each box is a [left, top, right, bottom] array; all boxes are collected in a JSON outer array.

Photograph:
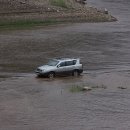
[[82, 65, 83, 68]]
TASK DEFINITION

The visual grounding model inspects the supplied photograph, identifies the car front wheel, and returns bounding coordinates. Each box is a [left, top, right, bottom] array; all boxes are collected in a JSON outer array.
[[48, 72, 55, 79]]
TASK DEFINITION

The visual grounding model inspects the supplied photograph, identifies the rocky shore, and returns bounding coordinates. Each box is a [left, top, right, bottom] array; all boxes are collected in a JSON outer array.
[[0, 0, 117, 28]]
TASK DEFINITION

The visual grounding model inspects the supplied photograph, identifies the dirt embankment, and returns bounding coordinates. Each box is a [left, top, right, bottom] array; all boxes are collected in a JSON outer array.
[[0, 0, 117, 23]]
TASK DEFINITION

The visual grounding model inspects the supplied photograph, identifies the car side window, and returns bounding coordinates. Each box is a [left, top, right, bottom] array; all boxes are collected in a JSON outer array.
[[59, 62, 66, 67], [73, 60, 77, 65], [66, 61, 74, 66]]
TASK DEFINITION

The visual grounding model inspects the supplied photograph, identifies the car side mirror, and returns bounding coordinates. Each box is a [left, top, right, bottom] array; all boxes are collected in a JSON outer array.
[[57, 65, 60, 68]]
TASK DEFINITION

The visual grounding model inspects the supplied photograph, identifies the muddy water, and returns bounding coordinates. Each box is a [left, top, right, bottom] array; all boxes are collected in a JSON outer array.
[[0, 0, 130, 130]]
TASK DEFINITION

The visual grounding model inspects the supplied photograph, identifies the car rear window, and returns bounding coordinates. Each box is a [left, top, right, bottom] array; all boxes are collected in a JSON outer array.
[[73, 60, 77, 65], [66, 60, 76, 66]]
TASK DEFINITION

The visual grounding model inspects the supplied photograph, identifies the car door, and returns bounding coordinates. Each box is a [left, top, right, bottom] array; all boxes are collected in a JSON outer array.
[[55, 61, 66, 75], [65, 60, 75, 74]]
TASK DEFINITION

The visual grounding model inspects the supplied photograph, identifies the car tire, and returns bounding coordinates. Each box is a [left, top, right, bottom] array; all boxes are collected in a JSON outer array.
[[37, 74, 42, 78], [73, 70, 79, 77], [48, 72, 55, 79]]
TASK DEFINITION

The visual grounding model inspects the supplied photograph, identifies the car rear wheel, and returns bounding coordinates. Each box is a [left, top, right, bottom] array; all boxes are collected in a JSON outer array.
[[73, 70, 79, 77], [48, 72, 55, 79]]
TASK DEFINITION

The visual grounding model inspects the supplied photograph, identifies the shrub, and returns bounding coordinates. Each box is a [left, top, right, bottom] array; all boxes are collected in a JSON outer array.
[[70, 85, 84, 92], [50, 0, 67, 8]]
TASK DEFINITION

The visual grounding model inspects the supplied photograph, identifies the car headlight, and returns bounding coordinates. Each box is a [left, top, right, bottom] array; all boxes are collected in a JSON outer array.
[[37, 68, 42, 72]]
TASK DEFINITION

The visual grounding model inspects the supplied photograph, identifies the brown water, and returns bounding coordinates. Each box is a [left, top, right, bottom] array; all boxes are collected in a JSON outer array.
[[0, 0, 130, 129]]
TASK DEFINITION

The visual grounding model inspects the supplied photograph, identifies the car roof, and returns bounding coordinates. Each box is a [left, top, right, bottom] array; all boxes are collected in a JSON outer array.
[[54, 58, 79, 62]]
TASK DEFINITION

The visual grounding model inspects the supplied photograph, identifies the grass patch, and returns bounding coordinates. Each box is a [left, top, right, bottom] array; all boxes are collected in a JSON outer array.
[[50, 0, 67, 8], [0, 19, 61, 30], [91, 84, 107, 89], [70, 85, 84, 93], [69, 84, 107, 93]]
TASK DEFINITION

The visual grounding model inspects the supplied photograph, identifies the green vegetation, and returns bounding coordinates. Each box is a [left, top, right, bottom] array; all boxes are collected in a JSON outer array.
[[70, 85, 84, 93], [91, 84, 107, 89], [50, 0, 67, 8], [69, 84, 108, 93], [0, 19, 61, 30]]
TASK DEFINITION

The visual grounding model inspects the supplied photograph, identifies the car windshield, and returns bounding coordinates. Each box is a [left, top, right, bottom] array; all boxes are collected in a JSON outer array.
[[47, 60, 59, 66]]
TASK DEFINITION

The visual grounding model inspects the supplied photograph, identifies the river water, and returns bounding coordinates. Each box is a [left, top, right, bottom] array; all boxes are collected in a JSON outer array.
[[0, 0, 130, 130]]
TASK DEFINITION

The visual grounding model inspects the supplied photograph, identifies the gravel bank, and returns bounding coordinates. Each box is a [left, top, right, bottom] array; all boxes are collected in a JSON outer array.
[[0, 0, 117, 24]]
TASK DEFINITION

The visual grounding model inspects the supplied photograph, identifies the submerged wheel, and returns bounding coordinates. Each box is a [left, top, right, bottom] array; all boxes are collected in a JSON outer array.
[[73, 70, 79, 77], [37, 74, 42, 78], [48, 72, 55, 79]]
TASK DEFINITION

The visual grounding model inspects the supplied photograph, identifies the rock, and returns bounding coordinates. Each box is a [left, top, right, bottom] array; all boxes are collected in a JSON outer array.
[[82, 86, 92, 91], [118, 86, 127, 89], [57, 10, 60, 12], [75, 0, 87, 4], [104, 8, 108, 14], [20, 1, 26, 4]]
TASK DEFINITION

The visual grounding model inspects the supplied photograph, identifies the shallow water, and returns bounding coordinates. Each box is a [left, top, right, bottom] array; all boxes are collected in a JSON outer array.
[[0, 0, 130, 129]]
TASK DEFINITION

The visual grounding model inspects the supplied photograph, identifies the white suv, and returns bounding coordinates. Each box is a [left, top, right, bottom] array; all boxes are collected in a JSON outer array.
[[35, 58, 83, 78]]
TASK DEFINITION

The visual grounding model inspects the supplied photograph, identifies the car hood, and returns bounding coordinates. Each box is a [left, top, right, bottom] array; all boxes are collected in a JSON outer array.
[[38, 65, 54, 70]]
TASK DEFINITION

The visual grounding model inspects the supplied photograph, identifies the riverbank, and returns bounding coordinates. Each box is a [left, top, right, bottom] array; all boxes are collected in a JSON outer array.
[[0, 0, 117, 30]]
